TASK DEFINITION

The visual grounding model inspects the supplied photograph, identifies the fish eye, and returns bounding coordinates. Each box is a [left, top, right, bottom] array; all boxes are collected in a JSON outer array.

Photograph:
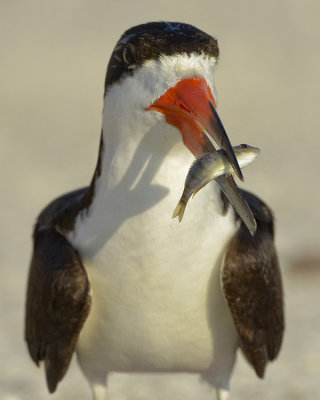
[[123, 45, 136, 69]]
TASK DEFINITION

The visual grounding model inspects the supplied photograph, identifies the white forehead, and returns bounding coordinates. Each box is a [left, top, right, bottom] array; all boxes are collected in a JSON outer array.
[[105, 53, 218, 110]]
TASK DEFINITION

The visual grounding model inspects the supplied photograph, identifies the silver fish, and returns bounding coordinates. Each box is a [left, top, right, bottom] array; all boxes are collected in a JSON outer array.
[[173, 144, 260, 222]]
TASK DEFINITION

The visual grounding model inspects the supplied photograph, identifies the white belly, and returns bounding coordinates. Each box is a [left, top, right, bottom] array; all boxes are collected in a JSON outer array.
[[68, 141, 240, 381], [71, 188, 238, 378]]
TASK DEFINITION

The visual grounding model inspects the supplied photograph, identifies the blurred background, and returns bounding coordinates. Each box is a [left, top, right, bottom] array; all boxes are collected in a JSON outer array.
[[1, 0, 319, 399]]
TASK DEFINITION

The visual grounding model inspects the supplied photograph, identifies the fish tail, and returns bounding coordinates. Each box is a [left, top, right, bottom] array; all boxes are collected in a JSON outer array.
[[172, 199, 187, 222]]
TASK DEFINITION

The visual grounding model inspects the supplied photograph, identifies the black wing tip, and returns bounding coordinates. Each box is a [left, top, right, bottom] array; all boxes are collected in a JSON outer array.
[[240, 343, 268, 379], [45, 354, 65, 393], [26, 341, 43, 366], [255, 365, 266, 379], [25, 342, 59, 393], [25, 341, 60, 393], [47, 377, 59, 394], [252, 349, 282, 380]]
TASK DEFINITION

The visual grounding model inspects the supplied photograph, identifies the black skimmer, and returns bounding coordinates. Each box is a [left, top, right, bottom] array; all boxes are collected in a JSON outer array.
[[25, 22, 284, 400]]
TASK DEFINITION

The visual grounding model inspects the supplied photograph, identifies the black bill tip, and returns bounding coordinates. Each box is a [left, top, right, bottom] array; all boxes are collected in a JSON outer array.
[[208, 101, 244, 181], [216, 175, 257, 236]]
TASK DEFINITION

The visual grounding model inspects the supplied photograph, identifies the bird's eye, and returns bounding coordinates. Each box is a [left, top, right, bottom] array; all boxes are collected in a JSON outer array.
[[122, 45, 136, 69]]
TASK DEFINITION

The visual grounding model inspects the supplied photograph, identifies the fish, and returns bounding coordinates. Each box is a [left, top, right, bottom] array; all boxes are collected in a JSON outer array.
[[173, 144, 260, 222]]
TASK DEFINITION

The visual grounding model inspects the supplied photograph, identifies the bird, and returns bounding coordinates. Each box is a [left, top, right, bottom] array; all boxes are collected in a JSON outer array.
[[25, 21, 284, 400]]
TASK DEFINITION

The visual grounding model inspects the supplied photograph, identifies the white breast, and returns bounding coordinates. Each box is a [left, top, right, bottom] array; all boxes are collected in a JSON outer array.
[[68, 129, 239, 379]]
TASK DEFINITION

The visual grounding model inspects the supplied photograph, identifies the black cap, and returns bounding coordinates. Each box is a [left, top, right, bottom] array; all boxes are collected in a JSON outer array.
[[104, 21, 219, 93]]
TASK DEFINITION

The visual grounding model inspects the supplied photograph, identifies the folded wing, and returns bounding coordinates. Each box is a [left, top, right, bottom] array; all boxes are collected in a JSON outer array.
[[25, 225, 91, 392], [222, 190, 284, 378]]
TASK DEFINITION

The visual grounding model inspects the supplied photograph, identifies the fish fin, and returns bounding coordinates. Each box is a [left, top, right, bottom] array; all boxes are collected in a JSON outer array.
[[172, 199, 187, 222], [192, 182, 208, 198], [186, 155, 207, 181], [188, 157, 201, 173]]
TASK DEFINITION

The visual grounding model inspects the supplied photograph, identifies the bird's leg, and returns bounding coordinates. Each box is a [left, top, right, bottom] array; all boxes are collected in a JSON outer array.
[[217, 387, 230, 400], [88, 372, 108, 400], [91, 381, 107, 400], [201, 369, 231, 400]]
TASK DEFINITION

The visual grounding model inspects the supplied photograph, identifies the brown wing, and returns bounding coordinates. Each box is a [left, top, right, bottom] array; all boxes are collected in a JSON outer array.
[[25, 226, 91, 393], [222, 190, 284, 378]]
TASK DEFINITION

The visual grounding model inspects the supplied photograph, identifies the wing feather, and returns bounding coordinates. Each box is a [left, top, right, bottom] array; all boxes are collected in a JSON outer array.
[[25, 226, 91, 392], [222, 190, 284, 378]]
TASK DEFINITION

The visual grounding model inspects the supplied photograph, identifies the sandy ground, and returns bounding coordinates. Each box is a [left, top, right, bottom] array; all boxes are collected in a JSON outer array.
[[1, 1, 320, 399]]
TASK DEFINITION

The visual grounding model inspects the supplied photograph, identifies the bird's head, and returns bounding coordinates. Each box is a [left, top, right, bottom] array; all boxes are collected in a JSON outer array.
[[103, 21, 243, 181]]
